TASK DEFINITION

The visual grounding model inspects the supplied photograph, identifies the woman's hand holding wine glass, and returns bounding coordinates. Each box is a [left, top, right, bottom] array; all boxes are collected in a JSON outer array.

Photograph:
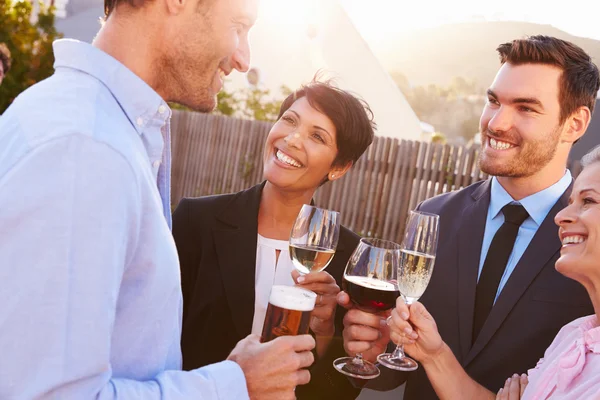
[[292, 269, 339, 338]]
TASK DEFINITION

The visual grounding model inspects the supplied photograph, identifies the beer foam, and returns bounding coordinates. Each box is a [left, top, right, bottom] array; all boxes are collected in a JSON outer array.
[[269, 285, 317, 312]]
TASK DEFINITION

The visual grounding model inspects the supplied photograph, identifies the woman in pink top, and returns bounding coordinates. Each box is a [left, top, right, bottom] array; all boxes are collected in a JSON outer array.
[[387, 145, 600, 400]]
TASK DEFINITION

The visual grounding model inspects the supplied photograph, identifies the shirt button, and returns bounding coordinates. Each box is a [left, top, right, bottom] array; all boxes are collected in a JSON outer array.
[[158, 105, 167, 114], [136, 117, 144, 126], [153, 160, 161, 169]]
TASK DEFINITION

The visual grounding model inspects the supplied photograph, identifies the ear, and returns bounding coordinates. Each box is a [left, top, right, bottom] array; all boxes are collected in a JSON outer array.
[[562, 106, 591, 144], [328, 162, 353, 182], [165, 0, 188, 15]]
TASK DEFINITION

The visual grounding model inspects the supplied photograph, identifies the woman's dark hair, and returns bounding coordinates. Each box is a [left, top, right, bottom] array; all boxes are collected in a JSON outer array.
[[277, 79, 376, 167]]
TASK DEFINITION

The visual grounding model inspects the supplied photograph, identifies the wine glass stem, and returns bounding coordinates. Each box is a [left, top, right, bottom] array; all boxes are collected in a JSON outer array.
[[390, 344, 406, 360], [353, 353, 365, 365]]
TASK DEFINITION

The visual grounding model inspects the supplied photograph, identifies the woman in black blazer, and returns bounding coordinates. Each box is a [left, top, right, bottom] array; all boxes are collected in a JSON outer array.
[[172, 80, 375, 399]]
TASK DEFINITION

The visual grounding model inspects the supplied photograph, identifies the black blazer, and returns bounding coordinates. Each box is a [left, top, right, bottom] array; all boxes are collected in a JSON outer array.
[[172, 182, 362, 400], [370, 179, 593, 399]]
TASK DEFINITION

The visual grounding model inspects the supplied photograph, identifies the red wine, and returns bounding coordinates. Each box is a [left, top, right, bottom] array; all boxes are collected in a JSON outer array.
[[343, 275, 399, 313]]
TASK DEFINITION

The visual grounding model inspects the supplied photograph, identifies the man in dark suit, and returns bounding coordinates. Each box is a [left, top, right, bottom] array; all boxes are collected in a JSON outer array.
[[339, 35, 600, 399]]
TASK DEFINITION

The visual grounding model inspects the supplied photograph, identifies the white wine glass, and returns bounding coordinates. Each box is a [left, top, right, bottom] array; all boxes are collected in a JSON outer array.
[[289, 204, 340, 275], [377, 211, 439, 371]]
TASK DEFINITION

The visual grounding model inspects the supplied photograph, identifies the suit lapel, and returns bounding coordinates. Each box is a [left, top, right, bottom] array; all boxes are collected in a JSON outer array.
[[464, 183, 572, 366], [213, 183, 265, 339], [456, 180, 491, 361]]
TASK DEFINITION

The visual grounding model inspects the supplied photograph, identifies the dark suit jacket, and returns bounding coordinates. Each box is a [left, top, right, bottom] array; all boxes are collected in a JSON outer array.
[[172, 182, 362, 400], [371, 179, 593, 399]]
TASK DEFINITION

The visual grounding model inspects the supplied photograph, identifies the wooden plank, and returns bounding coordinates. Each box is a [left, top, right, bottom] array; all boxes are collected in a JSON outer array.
[[397, 141, 421, 243], [373, 137, 394, 238], [381, 138, 402, 240], [361, 137, 386, 237]]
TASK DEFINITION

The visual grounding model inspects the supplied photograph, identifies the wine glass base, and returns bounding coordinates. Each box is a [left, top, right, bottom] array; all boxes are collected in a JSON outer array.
[[333, 357, 380, 380], [377, 353, 419, 371]]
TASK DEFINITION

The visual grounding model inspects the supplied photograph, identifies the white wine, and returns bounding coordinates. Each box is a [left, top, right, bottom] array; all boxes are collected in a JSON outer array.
[[290, 244, 335, 274], [398, 249, 435, 303]]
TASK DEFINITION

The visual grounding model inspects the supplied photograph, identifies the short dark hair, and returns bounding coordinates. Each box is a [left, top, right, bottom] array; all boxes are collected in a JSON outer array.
[[277, 80, 376, 168], [497, 35, 600, 124], [0, 43, 11, 74]]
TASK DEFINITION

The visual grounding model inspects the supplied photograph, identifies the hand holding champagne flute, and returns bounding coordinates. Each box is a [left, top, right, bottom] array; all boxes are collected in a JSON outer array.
[[377, 210, 439, 371]]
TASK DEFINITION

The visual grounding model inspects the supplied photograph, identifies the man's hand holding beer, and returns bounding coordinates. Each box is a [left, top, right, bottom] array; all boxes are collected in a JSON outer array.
[[228, 334, 315, 400], [293, 270, 340, 357]]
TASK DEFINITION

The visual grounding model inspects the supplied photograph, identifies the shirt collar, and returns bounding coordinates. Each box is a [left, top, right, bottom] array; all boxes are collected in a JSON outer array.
[[489, 170, 572, 226], [52, 39, 171, 135]]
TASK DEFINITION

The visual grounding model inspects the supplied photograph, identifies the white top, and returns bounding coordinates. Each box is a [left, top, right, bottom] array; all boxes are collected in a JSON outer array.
[[251, 234, 296, 336]]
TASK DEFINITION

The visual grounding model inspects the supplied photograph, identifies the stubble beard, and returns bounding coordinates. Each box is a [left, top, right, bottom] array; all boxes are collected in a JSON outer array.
[[479, 126, 562, 178]]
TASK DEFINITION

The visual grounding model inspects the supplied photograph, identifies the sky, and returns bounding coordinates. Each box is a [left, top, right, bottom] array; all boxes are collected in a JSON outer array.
[[338, 0, 600, 43]]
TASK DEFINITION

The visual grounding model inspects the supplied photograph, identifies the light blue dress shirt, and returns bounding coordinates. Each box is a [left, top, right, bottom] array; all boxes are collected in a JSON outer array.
[[0, 39, 248, 399], [478, 171, 572, 302]]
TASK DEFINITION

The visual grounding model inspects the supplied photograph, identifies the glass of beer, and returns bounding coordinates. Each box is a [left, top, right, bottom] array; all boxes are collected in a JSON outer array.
[[377, 210, 439, 371], [289, 204, 340, 275], [333, 238, 401, 379], [261, 285, 317, 342]]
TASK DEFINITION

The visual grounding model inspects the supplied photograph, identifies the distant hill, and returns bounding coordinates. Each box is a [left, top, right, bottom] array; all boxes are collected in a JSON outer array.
[[377, 21, 600, 88]]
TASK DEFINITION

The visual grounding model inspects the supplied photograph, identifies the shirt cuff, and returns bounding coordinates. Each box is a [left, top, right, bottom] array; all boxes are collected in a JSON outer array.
[[200, 360, 249, 399]]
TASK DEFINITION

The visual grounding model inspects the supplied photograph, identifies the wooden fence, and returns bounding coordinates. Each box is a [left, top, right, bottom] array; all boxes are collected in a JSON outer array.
[[171, 111, 486, 241], [171, 110, 489, 243]]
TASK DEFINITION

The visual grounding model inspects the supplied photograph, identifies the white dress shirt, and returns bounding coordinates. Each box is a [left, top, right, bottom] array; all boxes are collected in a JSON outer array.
[[251, 234, 296, 336]]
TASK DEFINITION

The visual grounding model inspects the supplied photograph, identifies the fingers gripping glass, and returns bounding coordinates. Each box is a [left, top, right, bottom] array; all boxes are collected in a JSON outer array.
[[333, 238, 401, 379], [377, 211, 439, 371]]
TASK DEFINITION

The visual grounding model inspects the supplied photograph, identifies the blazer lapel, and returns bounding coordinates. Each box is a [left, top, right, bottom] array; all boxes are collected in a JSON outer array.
[[213, 182, 265, 339], [456, 180, 491, 361], [464, 183, 572, 366]]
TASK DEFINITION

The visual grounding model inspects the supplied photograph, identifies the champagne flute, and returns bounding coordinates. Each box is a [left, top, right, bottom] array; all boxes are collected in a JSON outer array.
[[333, 238, 401, 380], [289, 204, 340, 274], [377, 211, 439, 371]]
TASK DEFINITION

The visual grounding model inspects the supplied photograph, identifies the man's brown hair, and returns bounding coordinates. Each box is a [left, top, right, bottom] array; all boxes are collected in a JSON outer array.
[[104, 0, 146, 18], [497, 35, 600, 124]]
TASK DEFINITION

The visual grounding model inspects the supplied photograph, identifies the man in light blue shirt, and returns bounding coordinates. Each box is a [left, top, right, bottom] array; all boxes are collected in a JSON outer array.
[[0, 0, 315, 399]]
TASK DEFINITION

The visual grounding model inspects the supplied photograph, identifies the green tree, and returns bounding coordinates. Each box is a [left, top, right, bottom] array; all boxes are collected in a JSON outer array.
[[170, 84, 290, 123], [0, 0, 62, 113], [391, 72, 485, 141]]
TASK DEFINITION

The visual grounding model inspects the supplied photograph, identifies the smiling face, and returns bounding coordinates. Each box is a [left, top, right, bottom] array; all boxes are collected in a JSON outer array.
[[162, 0, 258, 111], [554, 162, 600, 286], [479, 63, 566, 178], [263, 97, 345, 192]]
